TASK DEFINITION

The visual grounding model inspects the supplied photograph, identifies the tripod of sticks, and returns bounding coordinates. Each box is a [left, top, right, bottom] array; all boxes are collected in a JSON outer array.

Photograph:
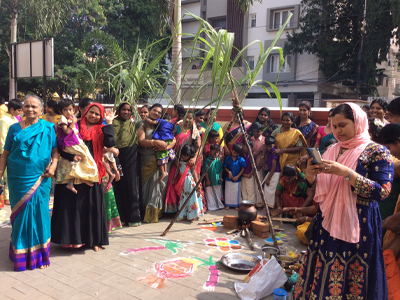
[[161, 105, 279, 250]]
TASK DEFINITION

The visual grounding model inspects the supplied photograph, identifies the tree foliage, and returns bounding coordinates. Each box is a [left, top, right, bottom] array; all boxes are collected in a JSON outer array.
[[0, 0, 173, 100], [284, 0, 396, 96]]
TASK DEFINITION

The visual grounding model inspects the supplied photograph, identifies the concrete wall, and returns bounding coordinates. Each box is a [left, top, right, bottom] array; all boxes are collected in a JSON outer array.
[[123, 104, 331, 126], [182, 2, 201, 19], [206, 0, 227, 19]]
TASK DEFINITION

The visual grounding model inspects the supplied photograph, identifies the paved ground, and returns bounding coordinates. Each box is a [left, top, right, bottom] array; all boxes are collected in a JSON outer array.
[[0, 205, 306, 300]]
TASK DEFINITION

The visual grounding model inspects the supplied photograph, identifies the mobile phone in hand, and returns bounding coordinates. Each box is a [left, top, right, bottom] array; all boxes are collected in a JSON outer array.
[[306, 148, 322, 165]]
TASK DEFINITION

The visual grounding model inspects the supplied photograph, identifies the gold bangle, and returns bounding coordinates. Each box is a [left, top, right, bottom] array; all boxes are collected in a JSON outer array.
[[151, 140, 154, 146], [295, 207, 298, 213]]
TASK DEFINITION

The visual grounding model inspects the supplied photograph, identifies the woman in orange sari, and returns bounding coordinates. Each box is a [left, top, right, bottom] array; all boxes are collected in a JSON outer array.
[[271, 112, 307, 172], [223, 108, 251, 153]]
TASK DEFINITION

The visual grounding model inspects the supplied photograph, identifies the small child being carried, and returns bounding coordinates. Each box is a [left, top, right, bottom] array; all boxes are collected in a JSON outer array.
[[145, 113, 175, 181], [57, 99, 99, 194], [103, 147, 120, 190]]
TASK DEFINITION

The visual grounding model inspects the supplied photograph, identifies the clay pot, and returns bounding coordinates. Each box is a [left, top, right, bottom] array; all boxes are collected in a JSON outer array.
[[238, 200, 257, 223]]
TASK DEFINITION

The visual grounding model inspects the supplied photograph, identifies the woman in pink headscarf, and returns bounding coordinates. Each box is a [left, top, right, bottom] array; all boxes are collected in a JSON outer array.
[[293, 103, 394, 300]]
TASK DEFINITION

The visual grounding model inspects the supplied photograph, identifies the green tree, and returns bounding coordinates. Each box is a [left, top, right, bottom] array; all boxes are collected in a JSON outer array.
[[1, 0, 93, 99], [0, 0, 172, 100], [284, 0, 395, 96], [45, 1, 107, 100], [101, 0, 170, 56]]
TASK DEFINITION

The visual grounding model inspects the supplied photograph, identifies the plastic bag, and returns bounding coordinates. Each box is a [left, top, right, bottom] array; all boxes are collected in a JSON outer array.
[[234, 256, 287, 300]]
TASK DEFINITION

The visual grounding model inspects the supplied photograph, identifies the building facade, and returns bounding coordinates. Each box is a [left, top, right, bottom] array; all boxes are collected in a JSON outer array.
[[180, 0, 329, 107], [178, 0, 397, 108], [376, 39, 400, 100]]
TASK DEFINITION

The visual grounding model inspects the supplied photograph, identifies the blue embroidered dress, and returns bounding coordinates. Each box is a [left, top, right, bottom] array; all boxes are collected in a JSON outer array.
[[294, 143, 394, 300]]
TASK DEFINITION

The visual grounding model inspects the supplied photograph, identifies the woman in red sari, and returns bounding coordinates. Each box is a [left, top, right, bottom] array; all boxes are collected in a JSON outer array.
[[164, 110, 204, 213], [223, 108, 251, 153]]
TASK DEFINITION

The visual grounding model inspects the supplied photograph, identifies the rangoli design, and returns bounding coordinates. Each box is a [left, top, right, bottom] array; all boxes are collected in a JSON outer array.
[[139, 256, 219, 290], [204, 237, 242, 252]]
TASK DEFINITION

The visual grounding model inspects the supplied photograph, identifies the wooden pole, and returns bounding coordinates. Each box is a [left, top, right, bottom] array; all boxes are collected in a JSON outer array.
[[235, 110, 279, 249], [161, 120, 234, 236], [226, 72, 279, 248]]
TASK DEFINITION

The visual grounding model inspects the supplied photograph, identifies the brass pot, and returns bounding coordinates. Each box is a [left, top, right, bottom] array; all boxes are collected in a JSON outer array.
[[277, 255, 294, 268]]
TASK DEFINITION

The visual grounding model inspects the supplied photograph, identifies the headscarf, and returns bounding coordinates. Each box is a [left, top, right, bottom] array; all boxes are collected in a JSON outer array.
[[112, 102, 137, 148], [314, 102, 371, 243], [80, 103, 106, 182]]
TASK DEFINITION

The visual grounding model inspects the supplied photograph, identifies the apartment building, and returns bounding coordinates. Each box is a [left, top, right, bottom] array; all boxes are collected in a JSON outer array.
[[179, 0, 399, 107], [180, 0, 328, 107], [376, 40, 400, 99]]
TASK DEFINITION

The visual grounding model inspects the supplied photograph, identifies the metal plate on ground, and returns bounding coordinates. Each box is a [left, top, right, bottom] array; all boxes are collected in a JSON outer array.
[[220, 253, 260, 271]]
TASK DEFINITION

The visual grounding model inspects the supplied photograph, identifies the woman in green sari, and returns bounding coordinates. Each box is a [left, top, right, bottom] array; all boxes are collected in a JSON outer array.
[[137, 103, 176, 223]]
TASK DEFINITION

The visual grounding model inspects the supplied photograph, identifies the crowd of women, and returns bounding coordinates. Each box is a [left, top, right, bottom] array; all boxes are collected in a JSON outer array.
[[4, 93, 400, 299]]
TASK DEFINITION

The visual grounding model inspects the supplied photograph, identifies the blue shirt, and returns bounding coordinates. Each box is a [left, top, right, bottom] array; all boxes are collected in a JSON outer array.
[[223, 155, 246, 182], [152, 119, 175, 141]]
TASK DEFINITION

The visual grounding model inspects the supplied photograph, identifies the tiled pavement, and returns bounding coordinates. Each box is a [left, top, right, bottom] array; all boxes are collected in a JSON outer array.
[[0, 205, 306, 299]]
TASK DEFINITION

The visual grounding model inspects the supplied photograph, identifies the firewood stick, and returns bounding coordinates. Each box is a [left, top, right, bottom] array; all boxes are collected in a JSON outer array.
[[271, 217, 298, 222], [245, 227, 254, 251]]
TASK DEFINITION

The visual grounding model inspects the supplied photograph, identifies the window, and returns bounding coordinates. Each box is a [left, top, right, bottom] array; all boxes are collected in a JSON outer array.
[[273, 9, 294, 29], [269, 54, 291, 73], [250, 14, 256, 28], [378, 74, 384, 86], [248, 56, 255, 70], [213, 18, 226, 31], [267, 5, 299, 32]]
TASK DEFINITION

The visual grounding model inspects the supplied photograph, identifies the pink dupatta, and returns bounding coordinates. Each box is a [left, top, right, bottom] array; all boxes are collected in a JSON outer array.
[[314, 103, 371, 243]]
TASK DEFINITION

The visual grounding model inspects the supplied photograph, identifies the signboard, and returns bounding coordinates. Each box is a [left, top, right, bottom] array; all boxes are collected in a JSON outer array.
[[11, 38, 54, 79]]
